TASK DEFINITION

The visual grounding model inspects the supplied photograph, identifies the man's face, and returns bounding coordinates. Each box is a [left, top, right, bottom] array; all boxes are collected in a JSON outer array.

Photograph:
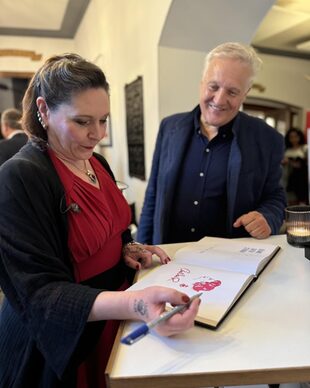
[[199, 57, 252, 128]]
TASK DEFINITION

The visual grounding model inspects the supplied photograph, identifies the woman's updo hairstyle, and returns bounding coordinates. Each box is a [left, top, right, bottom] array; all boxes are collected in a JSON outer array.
[[22, 53, 109, 143]]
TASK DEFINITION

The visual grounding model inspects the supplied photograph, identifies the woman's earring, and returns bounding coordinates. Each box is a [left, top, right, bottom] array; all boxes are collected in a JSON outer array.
[[37, 110, 47, 130]]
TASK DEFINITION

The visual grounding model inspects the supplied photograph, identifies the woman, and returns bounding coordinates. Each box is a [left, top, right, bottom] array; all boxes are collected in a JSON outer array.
[[0, 54, 200, 387], [283, 127, 308, 205]]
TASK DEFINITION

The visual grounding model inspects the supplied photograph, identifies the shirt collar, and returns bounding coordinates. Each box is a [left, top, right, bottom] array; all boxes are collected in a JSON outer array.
[[7, 130, 24, 139], [195, 106, 235, 139]]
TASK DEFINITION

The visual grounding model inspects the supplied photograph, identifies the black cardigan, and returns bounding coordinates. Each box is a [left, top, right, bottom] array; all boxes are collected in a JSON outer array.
[[0, 142, 132, 387]]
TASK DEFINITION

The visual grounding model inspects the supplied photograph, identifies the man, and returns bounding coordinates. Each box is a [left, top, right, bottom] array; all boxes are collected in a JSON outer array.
[[0, 108, 28, 166], [137, 42, 286, 244], [0, 108, 27, 303]]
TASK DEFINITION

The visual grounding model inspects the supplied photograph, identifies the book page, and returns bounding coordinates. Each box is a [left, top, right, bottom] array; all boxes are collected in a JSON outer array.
[[174, 239, 279, 275], [127, 262, 252, 328]]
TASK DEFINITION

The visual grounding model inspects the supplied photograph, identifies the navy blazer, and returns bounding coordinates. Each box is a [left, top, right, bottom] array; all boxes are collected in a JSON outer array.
[[137, 106, 286, 244]]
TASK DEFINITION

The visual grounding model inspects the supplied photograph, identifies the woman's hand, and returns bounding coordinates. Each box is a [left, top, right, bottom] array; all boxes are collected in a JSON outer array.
[[89, 287, 200, 336], [128, 286, 200, 336], [122, 242, 170, 270]]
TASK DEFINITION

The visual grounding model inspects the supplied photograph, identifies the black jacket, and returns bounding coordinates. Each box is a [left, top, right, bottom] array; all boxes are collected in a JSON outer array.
[[0, 142, 131, 387], [0, 132, 28, 166]]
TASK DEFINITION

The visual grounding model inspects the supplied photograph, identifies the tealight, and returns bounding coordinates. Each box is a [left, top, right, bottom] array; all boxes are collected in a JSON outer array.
[[285, 205, 310, 248], [287, 227, 310, 237]]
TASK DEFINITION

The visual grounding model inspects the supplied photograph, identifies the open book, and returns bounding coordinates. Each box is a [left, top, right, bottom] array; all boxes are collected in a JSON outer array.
[[128, 237, 280, 328]]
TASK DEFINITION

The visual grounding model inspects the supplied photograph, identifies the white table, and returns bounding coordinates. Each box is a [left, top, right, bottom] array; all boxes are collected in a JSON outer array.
[[106, 235, 310, 388]]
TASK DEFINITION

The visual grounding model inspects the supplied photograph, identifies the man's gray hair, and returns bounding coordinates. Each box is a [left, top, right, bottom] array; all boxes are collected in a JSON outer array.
[[202, 42, 263, 85]]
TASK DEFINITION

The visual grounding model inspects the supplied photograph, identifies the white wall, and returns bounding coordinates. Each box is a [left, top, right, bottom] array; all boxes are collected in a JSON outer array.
[[160, 0, 275, 52], [251, 53, 310, 112], [159, 46, 205, 119], [74, 0, 172, 217], [0, 78, 14, 113], [0, 36, 74, 73]]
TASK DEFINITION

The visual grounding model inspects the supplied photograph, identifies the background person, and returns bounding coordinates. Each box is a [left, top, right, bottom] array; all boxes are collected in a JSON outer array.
[[0, 107, 28, 165], [0, 53, 200, 388], [137, 42, 286, 245], [0, 108, 28, 301], [282, 127, 308, 205]]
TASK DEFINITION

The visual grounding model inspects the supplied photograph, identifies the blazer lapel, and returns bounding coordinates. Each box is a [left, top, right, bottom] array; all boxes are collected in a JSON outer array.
[[165, 112, 196, 194]]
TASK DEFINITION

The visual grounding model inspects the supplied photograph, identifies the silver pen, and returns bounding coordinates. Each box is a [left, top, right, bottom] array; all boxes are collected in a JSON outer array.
[[121, 292, 202, 345]]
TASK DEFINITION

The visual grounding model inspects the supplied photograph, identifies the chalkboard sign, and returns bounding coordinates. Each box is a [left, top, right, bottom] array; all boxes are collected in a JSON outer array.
[[125, 76, 145, 180]]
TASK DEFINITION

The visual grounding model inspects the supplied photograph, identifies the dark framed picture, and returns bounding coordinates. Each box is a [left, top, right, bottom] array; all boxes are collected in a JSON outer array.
[[98, 116, 112, 147], [125, 76, 146, 180]]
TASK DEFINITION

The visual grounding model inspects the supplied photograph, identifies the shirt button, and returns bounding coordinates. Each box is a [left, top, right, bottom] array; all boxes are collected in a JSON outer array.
[[205, 148, 210, 153], [194, 201, 199, 205], [190, 228, 196, 232], [199, 172, 204, 177]]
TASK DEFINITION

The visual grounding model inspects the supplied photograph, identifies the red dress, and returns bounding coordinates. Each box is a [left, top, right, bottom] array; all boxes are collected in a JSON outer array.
[[49, 150, 132, 388]]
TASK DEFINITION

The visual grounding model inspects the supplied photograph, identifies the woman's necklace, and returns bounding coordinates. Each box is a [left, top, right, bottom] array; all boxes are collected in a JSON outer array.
[[52, 149, 97, 184], [72, 160, 97, 184]]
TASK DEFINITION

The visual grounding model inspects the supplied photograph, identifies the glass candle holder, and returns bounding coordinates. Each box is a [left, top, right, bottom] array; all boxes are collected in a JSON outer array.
[[285, 205, 310, 247]]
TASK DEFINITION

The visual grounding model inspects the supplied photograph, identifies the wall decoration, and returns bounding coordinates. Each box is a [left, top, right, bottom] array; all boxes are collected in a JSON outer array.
[[125, 76, 145, 180], [0, 49, 42, 61], [98, 116, 112, 147]]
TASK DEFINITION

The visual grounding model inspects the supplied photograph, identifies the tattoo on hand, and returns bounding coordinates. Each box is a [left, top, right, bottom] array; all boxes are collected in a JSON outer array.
[[134, 299, 149, 318], [123, 245, 145, 255]]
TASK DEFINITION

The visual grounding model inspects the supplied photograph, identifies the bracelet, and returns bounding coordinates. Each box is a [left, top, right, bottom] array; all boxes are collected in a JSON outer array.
[[125, 241, 141, 246]]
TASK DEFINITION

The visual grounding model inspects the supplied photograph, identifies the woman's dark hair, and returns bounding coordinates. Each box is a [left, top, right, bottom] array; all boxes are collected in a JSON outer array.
[[285, 127, 306, 148], [22, 53, 110, 142]]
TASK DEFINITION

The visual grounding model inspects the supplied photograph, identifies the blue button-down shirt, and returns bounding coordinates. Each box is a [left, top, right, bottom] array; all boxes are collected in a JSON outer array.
[[167, 112, 234, 243]]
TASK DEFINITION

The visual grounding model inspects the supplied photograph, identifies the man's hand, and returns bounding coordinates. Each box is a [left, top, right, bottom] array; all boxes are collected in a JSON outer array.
[[233, 211, 271, 239]]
